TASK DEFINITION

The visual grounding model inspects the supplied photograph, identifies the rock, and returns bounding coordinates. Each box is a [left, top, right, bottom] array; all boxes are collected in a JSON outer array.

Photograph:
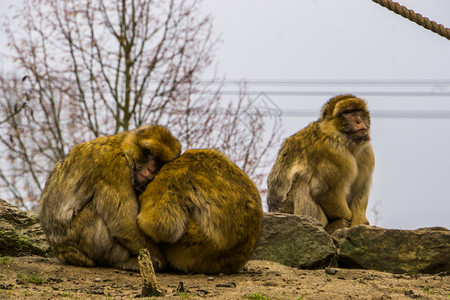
[[333, 225, 450, 274], [0, 199, 51, 257], [324, 267, 338, 275], [251, 212, 337, 269], [215, 282, 236, 288], [2, 199, 449, 276]]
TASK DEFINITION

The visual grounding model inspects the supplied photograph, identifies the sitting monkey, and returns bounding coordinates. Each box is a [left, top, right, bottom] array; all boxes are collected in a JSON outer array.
[[267, 95, 374, 233], [39, 125, 181, 270], [138, 149, 263, 274]]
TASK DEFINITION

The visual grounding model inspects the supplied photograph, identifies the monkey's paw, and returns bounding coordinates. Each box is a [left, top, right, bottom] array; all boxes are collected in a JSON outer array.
[[324, 218, 351, 234]]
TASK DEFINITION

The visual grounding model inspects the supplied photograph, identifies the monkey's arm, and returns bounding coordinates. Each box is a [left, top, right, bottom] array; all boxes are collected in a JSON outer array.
[[349, 186, 369, 226], [348, 146, 374, 226], [138, 188, 189, 244]]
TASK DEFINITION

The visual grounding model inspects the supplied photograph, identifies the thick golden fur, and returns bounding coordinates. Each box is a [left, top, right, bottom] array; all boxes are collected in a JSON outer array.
[[39, 125, 181, 271], [138, 149, 263, 274], [267, 95, 374, 232]]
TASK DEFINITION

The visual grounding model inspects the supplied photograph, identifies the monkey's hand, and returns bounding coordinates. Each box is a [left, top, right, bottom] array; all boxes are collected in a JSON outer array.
[[148, 251, 167, 272], [349, 196, 370, 227], [350, 214, 369, 227]]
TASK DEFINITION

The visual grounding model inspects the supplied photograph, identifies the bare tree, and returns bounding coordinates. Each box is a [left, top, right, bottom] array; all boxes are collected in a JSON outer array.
[[0, 0, 281, 209]]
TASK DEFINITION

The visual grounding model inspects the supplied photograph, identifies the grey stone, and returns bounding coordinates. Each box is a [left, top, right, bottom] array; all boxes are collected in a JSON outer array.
[[333, 225, 450, 274], [252, 212, 337, 269]]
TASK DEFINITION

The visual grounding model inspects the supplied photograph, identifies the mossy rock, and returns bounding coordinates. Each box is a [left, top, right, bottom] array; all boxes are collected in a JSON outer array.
[[0, 199, 51, 257]]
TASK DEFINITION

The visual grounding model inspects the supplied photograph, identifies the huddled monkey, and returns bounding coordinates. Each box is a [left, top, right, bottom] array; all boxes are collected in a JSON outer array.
[[267, 95, 374, 233], [39, 125, 181, 271], [138, 149, 263, 274]]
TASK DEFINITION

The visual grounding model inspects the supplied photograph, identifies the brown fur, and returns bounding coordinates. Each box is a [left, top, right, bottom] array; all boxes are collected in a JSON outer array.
[[138, 149, 263, 274], [267, 95, 374, 232], [39, 125, 181, 271]]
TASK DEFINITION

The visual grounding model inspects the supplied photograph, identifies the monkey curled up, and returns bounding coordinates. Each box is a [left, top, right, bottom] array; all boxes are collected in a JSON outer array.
[[138, 149, 263, 274], [267, 94, 375, 234], [39, 125, 181, 271]]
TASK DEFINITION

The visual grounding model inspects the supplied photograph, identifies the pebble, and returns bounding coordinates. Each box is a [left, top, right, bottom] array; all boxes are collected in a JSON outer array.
[[215, 282, 236, 288], [325, 268, 338, 275]]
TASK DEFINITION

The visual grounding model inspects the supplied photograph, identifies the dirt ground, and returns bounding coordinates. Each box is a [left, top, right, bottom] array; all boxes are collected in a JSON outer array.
[[0, 256, 448, 300]]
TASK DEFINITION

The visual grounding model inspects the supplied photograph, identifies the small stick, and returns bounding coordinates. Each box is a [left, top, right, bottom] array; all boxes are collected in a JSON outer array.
[[138, 248, 164, 297]]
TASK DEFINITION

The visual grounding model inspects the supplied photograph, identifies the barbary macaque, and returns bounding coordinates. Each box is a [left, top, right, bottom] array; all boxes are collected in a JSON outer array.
[[138, 149, 263, 274], [267, 95, 374, 233], [39, 125, 181, 270]]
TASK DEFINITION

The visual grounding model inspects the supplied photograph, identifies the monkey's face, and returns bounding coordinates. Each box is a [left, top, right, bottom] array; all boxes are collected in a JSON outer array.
[[340, 110, 370, 143], [133, 156, 161, 192]]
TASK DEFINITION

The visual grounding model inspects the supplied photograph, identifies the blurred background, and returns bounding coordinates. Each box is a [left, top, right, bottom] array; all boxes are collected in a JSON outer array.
[[1, 0, 449, 230], [200, 0, 450, 229]]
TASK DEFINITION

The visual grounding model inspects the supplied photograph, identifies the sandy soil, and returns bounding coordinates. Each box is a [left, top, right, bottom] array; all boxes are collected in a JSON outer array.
[[0, 256, 448, 299]]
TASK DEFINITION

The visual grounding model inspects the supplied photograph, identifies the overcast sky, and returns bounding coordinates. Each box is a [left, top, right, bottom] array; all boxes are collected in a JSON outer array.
[[1, 0, 449, 230], [201, 0, 450, 230]]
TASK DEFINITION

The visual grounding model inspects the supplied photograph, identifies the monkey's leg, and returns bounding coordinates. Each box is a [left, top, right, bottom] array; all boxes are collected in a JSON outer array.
[[164, 219, 246, 274], [314, 177, 353, 223], [56, 245, 96, 267], [106, 242, 166, 272], [319, 194, 353, 223], [65, 203, 163, 272], [289, 180, 328, 226], [94, 218, 166, 271], [53, 203, 100, 267], [78, 212, 140, 271]]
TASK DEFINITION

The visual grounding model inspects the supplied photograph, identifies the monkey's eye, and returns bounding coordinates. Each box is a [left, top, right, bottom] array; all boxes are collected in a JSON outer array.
[[342, 109, 354, 114], [148, 168, 159, 175]]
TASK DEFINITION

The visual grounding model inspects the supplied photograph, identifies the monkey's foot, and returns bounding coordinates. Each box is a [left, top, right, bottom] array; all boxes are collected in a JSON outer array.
[[324, 218, 351, 234]]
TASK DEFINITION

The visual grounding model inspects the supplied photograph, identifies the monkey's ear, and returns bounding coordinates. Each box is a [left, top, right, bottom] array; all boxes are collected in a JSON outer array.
[[320, 106, 330, 120], [123, 125, 182, 163]]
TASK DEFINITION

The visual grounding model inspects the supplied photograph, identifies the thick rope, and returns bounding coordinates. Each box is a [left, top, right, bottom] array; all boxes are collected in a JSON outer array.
[[372, 0, 450, 41]]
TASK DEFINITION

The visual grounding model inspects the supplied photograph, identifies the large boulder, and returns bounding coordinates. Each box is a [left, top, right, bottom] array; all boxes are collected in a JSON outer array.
[[251, 212, 337, 269], [0, 199, 51, 257], [333, 225, 450, 274]]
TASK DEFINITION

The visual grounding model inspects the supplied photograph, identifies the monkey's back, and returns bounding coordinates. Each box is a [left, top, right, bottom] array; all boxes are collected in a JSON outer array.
[[38, 133, 132, 257], [139, 149, 263, 274], [266, 122, 320, 212], [39, 135, 126, 224]]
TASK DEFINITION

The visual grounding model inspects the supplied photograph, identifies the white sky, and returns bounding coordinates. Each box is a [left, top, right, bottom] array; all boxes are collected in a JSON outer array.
[[1, 0, 449, 230], [201, 0, 450, 230]]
